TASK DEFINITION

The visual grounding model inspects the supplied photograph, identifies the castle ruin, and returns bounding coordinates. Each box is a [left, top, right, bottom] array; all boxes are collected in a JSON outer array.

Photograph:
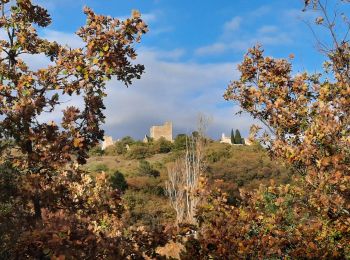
[[102, 135, 114, 150], [220, 133, 232, 145], [149, 122, 173, 142]]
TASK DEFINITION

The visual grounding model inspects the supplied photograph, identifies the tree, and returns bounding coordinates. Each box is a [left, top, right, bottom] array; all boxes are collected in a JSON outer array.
[[185, 0, 350, 258], [230, 129, 235, 144], [0, 1, 168, 258], [174, 134, 188, 150], [166, 159, 186, 224], [88, 145, 104, 156], [110, 170, 128, 192], [192, 131, 199, 138], [166, 115, 209, 225], [153, 137, 173, 153], [234, 129, 242, 144]]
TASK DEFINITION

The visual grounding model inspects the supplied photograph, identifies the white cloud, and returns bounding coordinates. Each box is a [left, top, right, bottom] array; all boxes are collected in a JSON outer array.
[[194, 8, 293, 57], [142, 13, 157, 23], [101, 48, 257, 139], [7, 28, 256, 139], [195, 43, 227, 56], [195, 31, 292, 56], [258, 25, 278, 34], [249, 6, 271, 17], [224, 16, 242, 32]]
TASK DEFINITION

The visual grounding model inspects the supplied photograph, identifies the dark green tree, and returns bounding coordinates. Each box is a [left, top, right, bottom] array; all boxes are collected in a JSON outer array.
[[154, 137, 173, 153], [109, 171, 128, 192], [192, 131, 199, 138], [121, 136, 135, 145], [234, 129, 242, 144], [174, 134, 188, 150], [231, 129, 235, 144]]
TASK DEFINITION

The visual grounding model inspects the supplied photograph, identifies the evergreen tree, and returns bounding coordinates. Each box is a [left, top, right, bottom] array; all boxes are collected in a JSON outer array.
[[231, 129, 235, 144], [234, 129, 242, 144], [110, 171, 128, 192]]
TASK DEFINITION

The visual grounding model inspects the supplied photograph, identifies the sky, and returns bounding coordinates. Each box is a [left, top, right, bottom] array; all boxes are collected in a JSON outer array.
[[28, 0, 341, 140]]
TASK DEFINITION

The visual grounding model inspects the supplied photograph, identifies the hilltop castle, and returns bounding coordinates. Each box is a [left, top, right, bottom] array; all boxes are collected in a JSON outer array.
[[102, 122, 173, 150], [145, 121, 173, 142], [101, 135, 114, 150]]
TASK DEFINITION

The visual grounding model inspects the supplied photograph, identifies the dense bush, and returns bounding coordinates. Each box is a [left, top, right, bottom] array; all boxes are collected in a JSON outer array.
[[109, 170, 128, 192], [205, 143, 231, 163], [152, 137, 173, 154], [173, 134, 188, 150], [104, 145, 118, 156], [138, 160, 160, 178], [88, 145, 104, 156], [89, 163, 109, 173], [127, 144, 151, 159], [123, 190, 174, 227]]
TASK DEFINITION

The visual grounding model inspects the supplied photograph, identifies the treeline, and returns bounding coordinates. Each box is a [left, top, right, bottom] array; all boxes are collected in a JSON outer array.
[[230, 129, 245, 144]]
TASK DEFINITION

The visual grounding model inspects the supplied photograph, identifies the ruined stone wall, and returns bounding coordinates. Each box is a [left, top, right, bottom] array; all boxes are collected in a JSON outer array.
[[220, 133, 232, 145], [102, 136, 114, 150], [150, 122, 173, 142]]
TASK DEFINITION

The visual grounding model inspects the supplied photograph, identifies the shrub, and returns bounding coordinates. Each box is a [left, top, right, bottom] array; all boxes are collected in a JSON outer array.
[[138, 160, 160, 177], [90, 163, 109, 173], [104, 145, 118, 156], [120, 136, 135, 146], [152, 137, 173, 153], [89, 145, 104, 156], [114, 141, 127, 155], [127, 144, 151, 159], [173, 134, 188, 150], [109, 171, 128, 192]]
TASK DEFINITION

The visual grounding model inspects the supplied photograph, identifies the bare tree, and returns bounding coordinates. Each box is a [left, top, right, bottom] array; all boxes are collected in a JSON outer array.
[[166, 114, 210, 225], [166, 159, 186, 224]]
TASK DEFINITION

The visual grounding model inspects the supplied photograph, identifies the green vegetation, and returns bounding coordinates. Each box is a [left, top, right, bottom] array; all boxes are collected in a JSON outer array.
[[234, 129, 243, 144], [86, 140, 290, 226], [230, 129, 235, 144], [109, 170, 128, 191], [138, 160, 160, 177]]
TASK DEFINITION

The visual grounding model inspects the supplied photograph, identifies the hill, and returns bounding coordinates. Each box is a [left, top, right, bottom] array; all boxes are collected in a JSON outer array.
[[85, 140, 291, 227]]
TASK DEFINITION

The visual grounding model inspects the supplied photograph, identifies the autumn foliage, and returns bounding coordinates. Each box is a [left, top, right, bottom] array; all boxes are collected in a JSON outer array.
[[182, 1, 350, 259], [1, 0, 350, 259], [0, 0, 171, 258]]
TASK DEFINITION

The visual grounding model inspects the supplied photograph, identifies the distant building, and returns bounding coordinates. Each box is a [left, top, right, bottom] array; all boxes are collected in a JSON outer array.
[[148, 122, 173, 142], [220, 133, 232, 145], [220, 133, 252, 146], [102, 135, 114, 150]]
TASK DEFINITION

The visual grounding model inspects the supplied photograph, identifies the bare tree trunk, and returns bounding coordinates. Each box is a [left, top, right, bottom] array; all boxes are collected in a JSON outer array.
[[166, 114, 210, 225], [166, 160, 186, 224]]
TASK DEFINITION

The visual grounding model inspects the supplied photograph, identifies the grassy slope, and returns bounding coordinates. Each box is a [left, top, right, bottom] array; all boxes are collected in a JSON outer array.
[[85, 142, 291, 226]]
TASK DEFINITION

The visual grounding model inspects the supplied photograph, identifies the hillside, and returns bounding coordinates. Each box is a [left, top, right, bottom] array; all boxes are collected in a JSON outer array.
[[85, 140, 291, 227]]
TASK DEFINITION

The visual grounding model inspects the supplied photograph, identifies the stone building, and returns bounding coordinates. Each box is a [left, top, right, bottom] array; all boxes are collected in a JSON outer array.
[[101, 135, 114, 150], [149, 122, 173, 142], [220, 133, 251, 146], [220, 133, 232, 145]]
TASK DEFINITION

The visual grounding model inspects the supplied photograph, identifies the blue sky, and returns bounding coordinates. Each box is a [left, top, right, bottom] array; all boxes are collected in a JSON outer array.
[[32, 0, 337, 140]]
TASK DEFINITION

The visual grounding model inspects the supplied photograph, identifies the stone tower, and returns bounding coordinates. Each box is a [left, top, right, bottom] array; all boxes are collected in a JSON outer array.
[[150, 122, 173, 142], [101, 136, 114, 150]]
